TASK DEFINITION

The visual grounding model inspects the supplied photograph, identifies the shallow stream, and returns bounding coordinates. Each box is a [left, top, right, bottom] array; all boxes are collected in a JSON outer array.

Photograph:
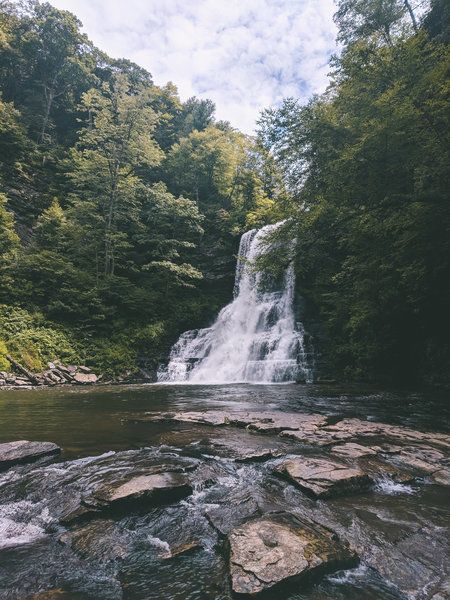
[[0, 383, 448, 600]]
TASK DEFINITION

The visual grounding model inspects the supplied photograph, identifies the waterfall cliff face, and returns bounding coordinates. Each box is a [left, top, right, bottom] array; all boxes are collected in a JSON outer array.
[[158, 223, 312, 384]]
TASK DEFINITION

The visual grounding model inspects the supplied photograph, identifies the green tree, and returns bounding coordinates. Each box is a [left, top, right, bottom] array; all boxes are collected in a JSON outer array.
[[68, 74, 163, 277], [334, 0, 418, 47]]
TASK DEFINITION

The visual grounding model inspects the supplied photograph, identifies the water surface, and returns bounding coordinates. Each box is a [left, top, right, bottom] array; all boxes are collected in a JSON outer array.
[[0, 384, 448, 600]]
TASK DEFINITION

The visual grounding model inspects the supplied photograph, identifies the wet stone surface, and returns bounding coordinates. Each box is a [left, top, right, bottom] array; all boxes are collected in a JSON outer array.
[[228, 512, 357, 596], [0, 440, 61, 470], [0, 386, 449, 600], [275, 457, 372, 499]]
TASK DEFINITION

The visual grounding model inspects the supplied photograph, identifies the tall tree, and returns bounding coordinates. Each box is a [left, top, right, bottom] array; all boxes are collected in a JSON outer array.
[[68, 74, 163, 277]]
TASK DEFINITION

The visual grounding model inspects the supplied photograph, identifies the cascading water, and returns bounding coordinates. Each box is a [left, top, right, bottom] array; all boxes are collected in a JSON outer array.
[[158, 222, 312, 384]]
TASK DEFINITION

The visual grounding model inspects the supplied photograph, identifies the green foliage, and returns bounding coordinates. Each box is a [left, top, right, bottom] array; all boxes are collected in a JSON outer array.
[[0, 340, 10, 371], [257, 7, 450, 384], [1, 0, 446, 386], [0, 2, 284, 376], [0, 305, 80, 370], [87, 338, 137, 377]]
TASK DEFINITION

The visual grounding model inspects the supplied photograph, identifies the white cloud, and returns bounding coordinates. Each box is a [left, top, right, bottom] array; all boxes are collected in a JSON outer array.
[[45, 0, 338, 133]]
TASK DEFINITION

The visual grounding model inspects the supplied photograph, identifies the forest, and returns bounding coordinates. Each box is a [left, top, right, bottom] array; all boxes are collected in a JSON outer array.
[[0, 0, 449, 385]]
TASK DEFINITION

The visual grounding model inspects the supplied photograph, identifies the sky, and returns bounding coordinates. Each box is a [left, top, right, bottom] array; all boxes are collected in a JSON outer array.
[[45, 0, 338, 134]]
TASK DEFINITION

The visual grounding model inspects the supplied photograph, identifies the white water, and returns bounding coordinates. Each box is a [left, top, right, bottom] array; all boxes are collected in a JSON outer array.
[[158, 223, 311, 384]]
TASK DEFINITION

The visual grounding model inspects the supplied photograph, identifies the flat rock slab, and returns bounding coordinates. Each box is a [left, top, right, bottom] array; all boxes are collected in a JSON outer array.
[[323, 419, 450, 450], [99, 472, 192, 505], [276, 457, 371, 499], [0, 440, 61, 470], [228, 512, 357, 596], [73, 373, 98, 384], [141, 410, 328, 434], [62, 472, 192, 524], [331, 443, 378, 458]]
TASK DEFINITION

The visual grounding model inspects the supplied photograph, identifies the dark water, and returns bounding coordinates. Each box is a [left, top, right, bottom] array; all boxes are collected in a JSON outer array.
[[0, 384, 448, 600]]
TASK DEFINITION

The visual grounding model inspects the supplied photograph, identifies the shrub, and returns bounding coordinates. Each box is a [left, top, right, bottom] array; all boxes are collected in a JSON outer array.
[[0, 340, 10, 371]]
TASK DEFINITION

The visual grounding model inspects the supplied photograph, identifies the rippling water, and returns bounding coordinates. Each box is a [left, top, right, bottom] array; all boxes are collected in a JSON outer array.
[[0, 383, 448, 600]]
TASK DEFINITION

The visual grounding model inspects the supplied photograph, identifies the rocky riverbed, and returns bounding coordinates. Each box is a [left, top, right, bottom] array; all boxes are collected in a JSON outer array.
[[0, 387, 449, 600]]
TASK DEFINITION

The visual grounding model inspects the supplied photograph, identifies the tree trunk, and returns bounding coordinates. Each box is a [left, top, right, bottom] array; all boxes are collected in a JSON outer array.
[[39, 86, 55, 145], [6, 355, 41, 385], [403, 0, 418, 32]]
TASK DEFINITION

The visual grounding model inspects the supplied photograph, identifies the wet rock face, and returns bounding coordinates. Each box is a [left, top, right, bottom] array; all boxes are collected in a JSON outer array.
[[141, 410, 450, 452], [143, 410, 328, 436], [0, 440, 61, 470], [331, 443, 378, 458], [62, 471, 193, 524], [276, 457, 372, 499], [322, 419, 450, 450], [228, 513, 357, 596], [97, 472, 192, 507]]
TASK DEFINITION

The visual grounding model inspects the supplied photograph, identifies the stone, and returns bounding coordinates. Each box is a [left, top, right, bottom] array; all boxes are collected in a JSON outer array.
[[59, 520, 133, 561], [73, 372, 98, 384], [0, 440, 61, 470], [279, 429, 336, 446], [360, 457, 415, 483], [163, 540, 202, 559], [14, 378, 31, 386], [62, 472, 192, 524], [141, 410, 328, 437], [101, 472, 191, 505], [432, 469, 450, 486], [323, 419, 450, 450], [77, 365, 92, 373], [193, 436, 286, 463], [276, 457, 371, 499], [331, 443, 378, 458], [25, 590, 69, 600], [228, 512, 357, 596]]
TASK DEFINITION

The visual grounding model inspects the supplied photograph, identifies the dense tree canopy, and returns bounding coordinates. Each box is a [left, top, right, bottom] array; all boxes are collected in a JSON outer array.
[[0, 0, 280, 375], [257, 0, 450, 384], [0, 0, 448, 385]]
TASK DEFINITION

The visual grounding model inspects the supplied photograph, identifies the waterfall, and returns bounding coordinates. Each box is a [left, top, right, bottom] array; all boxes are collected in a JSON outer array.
[[157, 222, 312, 384]]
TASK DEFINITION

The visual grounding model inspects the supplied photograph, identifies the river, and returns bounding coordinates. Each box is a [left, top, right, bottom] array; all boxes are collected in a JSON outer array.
[[0, 383, 448, 599]]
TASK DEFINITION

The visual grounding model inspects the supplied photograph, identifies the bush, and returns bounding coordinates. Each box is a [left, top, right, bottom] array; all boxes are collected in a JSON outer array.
[[0, 304, 80, 371], [0, 340, 10, 371], [87, 338, 137, 377]]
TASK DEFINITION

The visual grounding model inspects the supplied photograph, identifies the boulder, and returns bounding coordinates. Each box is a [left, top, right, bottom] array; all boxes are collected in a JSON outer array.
[[276, 457, 371, 499], [62, 472, 193, 523], [0, 440, 61, 470], [228, 513, 357, 596], [73, 372, 98, 384]]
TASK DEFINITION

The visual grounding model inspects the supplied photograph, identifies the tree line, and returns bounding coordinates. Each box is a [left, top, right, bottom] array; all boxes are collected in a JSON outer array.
[[257, 0, 450, 385], [0, 0, 283, 374], [0, 0, 448, 384]]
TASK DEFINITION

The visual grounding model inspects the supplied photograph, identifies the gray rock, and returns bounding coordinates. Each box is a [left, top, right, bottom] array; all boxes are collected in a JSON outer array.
[[0, 440, 61, 470], [276, 457, 371, 499], [73, 372, 98, 384], [331, 443, 378, 458], [323, 419, 450, 450], [62, 472, 192, 523], [228, 512, 357, 596]]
